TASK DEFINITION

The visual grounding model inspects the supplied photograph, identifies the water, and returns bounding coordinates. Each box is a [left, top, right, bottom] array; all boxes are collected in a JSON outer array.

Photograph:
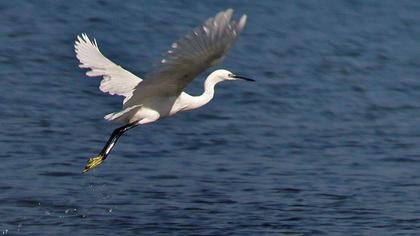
[[1, 1, 420, 235]]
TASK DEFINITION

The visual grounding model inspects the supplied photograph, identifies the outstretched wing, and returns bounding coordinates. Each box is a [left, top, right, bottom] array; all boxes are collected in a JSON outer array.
[[75, 34, 142, 104], [124, 9, 246, 108]]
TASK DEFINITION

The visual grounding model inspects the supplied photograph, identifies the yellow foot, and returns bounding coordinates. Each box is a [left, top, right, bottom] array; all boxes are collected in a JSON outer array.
[[83, 155, 104, 173]]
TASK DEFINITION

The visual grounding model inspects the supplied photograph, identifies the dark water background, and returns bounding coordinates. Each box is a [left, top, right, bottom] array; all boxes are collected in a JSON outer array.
[[1, 1, 420, 235]]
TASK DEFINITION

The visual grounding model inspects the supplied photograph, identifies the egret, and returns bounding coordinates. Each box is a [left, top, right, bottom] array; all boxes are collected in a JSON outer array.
[[75, 9, 253, 173]]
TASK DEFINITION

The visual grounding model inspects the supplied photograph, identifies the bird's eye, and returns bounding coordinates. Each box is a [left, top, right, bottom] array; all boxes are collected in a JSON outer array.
[[228, 73, 233, 77]]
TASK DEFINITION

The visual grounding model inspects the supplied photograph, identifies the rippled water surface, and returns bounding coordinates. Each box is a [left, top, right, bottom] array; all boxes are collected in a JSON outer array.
[[1, 1, 420, 235]]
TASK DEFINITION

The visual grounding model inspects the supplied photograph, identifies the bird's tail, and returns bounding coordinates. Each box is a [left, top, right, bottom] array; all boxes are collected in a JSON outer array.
[[104, 105, 143, 123]]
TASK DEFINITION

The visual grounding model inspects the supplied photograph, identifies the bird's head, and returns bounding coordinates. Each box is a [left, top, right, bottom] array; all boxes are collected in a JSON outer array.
[[213, 69, 255, 82]]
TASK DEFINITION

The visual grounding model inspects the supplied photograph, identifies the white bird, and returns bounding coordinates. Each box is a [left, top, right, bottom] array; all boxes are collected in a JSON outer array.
[[75, 9, 253, 173]]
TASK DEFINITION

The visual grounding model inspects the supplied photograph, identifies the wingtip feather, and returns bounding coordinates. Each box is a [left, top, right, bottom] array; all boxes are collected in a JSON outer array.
[[225, 8, 233, 18], [237, 14, 247, 32]]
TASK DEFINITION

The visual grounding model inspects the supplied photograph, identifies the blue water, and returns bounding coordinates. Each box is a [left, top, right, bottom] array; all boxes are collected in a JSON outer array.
[[1, 1, 420, 235]]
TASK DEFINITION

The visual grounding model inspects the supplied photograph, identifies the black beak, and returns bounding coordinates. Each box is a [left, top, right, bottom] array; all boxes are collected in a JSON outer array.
[[231, 74, 255, 82]]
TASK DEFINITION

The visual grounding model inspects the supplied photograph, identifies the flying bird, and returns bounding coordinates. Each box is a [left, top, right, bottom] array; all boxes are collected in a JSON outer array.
[[74, 9, 253, 173]]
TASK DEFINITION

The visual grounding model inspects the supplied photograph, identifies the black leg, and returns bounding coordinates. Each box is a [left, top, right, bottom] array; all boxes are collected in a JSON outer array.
[[99, 122, 138, 160], [83, 122, 138, 173]]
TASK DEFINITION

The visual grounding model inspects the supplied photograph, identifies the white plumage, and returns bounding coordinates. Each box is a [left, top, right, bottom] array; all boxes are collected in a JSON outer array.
[[75, 9, 247, 123], [75, 9, 253, 172], [75, 34, 142, 104]]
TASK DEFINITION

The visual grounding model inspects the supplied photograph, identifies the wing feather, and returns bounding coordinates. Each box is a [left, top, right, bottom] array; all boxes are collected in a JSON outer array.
[[74, 34, 142, 104], [124, 9, 246, 108]]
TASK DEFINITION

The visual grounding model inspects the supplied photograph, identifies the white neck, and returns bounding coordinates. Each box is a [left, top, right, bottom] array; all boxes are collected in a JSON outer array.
[[185, 73, 224, 111]]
